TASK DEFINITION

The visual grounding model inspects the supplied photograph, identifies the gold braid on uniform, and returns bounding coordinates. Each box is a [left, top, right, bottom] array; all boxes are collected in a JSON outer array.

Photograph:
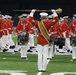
[[38, 21, 49, 43]]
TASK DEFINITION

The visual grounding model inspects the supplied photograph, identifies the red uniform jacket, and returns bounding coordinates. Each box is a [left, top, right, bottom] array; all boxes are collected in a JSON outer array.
[[49, 23, 57, 40], [26, 17, 34, 34], [51, 22, 60, 39], [1, 20, 9, 36], [16, 20, 33, 35], [69, 21, 76, 34], [58, 21, 69, 38], [31, 17, 58, 45], [6, 20, 13, 34], [0, 18, 3, 38]]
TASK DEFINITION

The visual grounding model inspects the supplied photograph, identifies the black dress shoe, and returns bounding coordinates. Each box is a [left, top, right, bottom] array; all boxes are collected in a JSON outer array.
[[47, 58, 52, 60], [38, 70, 43, 72], [42, 70, 46, 72], [67, 49, 70, 52], [27, 49, 32, 52], [3, 49, 8, 52], [30, 46, 35, 49], [36, 50, 38, 52], [14, 50, 18, 52], [13, 45, 15, 48], [73, 59, 76, 60], [38, 70, 46, 72], [70, 51, 72, 53], [10, 45, 15, 49], [21, 57, 27, 59]]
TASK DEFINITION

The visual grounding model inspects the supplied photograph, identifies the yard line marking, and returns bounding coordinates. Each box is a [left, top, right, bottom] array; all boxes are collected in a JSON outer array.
[[37, 72, 43, 75], [50, 72, 76, 75], [50, 73, 64, 75], [0, 70, 27, 73], [11, 73, 27, 75]]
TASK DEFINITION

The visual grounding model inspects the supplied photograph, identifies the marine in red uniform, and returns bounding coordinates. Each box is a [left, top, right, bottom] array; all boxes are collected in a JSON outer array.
[[16, 14, 34, 59], [47, 15, 58, 60], [5, 15, 15, 49], [69, 15, 76, 34], [14, 15, 23, 52], [58, 16, 72, 52], [58, 20, 69, 38], [48, 19, 59, 59], [28, 9, 58, 72], [0, 15, 3, 50], [0, 15, 3, 38], [69, 14, 76, 60], [0, 16, 10, 52]]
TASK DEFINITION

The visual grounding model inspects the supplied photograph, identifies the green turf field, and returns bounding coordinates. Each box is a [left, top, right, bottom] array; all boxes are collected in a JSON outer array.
[[0, 52, 76, 75], [5, 34, 76, 75]]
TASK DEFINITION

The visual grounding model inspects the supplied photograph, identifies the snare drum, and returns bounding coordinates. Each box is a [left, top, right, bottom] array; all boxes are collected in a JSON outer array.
[[17, 32, 29, 45], [70, 34, 76, 46], [49, 35, 53, 43], [54, 37, 65, 49], [58, 38, 65, 49], [54, 37, 59, 45]]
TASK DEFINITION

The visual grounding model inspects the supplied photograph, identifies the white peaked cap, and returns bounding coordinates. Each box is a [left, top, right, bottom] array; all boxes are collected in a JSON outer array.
[[63, 16, 69, 19], [18, 15, 23, 18], [5, 15, 12, 19], [73, 14, 76, 17], [40, 12, 48, 17], [0, 14, 3, 17], [73, 14, 76, 19], [48, 15, 53, 18], [2, 16, 7, 19], [60, 17, 64, 22], [22, 14, 28, 17], [8, 16, 12, 19]]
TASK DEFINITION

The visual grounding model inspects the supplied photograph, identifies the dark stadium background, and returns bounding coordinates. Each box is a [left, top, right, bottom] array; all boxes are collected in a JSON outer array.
[[0, 0, 76, 26]]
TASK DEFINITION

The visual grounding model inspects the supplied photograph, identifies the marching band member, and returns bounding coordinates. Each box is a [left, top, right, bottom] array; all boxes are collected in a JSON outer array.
[[14, 15, 23, 52], [26, 15, 35, 52], [69, 14, 76, 60], [63, 16, 72, 52], [57, 16, 72, 52], [0, 15, 3, 38], [28, 9, 58, 72], [0, 16, 10, 52], [0, 15, 15, 52], [47, 14, 57, 60], [0, 14, 3, 50], [16, 14, 33, 59], [5, 15, 15, 49]]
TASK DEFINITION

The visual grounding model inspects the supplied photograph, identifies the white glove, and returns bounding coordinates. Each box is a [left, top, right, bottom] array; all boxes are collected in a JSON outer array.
[[63, 32, 66, 38], [49, 34, 52, 36], [31, 9, 36, 13], [51, 9, 58, 17], [27, 9, 36, 17], [48, 14, 53, 18], [51, 9, 56, 13]]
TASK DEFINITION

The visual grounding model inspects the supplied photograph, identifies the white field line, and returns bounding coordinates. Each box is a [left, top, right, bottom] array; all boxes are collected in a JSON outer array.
[[37, 72, 43, 75], [0, 70, 27, 73], [50, 72, 76, 75]]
